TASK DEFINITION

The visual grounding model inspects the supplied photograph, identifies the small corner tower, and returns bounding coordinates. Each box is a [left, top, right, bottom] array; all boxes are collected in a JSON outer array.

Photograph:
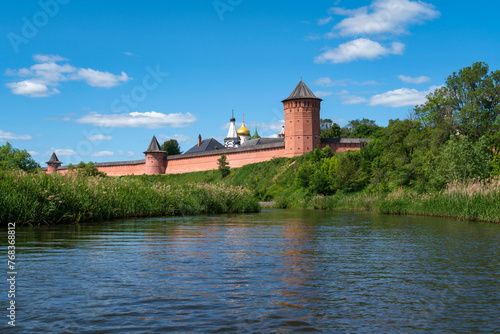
[[282, 80, 322, 157], [143, 136, 166, 175], [224, 111, 240, 148], [46, 152, 62, 174]]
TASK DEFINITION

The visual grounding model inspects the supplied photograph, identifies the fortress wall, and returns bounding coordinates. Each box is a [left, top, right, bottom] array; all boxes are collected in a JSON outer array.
[[49, 163, 146, 176], [320, 142, 363, 153], [95, 163, 146, 176], [48, 142, 367, 176], [166, 146, 287, 174]]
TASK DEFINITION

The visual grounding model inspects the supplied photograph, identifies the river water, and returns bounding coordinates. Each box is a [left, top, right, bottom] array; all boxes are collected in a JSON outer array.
[[2, 209, 500, 333]]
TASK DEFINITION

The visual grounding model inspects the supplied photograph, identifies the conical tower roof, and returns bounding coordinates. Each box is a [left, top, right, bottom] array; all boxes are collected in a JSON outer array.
[[252, 128, 261, 139], [46, 152, 62, 165], [143, 135, 165, 153], [282, 80, 322, 102]]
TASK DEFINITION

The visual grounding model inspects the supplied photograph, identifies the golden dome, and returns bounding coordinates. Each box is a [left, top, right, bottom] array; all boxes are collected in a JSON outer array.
[[237, 121, 251, 136]]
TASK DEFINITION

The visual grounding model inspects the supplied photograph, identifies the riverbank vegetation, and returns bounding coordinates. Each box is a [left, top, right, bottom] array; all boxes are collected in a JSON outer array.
[[0, 170, 260, 225]]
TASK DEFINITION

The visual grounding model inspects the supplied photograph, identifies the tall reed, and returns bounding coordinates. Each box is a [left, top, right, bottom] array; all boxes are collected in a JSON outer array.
[[377, 178, 500, 223], [0, 170, 260, 225]]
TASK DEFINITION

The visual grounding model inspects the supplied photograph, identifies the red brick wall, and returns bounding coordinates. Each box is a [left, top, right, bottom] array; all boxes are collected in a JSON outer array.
[[91, 163, 146, 176], [166, 146, 287, 174], [320, 142, 362, 153], [48, 143, 364, 177]]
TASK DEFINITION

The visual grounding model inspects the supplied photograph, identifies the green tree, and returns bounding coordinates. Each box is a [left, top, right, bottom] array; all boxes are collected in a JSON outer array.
[[321, 123, 341, 138], [0, 142, 40, 172], [491, 151, 500, 176], [415, 62, 500, 141], [430, 135, 491, 188], [75, 161, 106, 177], [347, 118, 380, 138], [217, 154, 230, 177], [161, 139, 182, 156], [331, 150, 368, 193], [320, 118, 333, 130]]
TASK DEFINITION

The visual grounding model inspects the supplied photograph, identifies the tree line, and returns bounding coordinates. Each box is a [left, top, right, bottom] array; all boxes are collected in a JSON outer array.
[[299, 62, 500, 195]]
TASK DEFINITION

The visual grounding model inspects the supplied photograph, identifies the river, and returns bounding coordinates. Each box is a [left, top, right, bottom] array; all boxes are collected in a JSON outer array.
[[2, 209, 500, 333]]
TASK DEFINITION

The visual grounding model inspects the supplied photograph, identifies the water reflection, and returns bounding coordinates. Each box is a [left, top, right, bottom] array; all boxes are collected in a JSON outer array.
[[1, 210, 499, 333]]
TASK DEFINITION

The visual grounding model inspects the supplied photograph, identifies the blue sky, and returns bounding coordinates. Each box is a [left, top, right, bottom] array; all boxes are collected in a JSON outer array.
[[2, 0, 500, 166]]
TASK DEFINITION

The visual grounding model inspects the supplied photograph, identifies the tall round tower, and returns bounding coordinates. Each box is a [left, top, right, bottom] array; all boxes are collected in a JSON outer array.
[[143, 136, 166, 175], [282, 80, 322, 157], [46, 152, 62, 174]]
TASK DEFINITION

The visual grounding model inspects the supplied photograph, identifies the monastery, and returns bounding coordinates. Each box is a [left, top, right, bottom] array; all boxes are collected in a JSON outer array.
[[45, 80, 370, 176]]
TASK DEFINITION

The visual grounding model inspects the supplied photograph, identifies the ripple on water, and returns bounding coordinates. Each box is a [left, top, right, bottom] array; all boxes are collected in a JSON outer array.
[[2, 210, 500, 333]]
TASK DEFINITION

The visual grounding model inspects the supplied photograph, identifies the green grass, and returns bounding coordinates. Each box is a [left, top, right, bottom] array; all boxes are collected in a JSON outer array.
[[377, 180, 500, 223], [0, 170, 260, 225]]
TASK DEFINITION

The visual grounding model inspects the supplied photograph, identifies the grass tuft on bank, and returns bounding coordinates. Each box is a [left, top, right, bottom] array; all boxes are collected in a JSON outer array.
[[378, 178, 500, 223], [0, 170, 260, 225]]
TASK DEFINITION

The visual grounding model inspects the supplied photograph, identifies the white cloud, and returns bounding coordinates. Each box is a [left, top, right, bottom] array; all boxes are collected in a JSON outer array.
[[315, 77, 334, 86], [75, 69, 130, 88], [342, 95, 368, 105], [118, 150, 136, 157], [159, 134, 190, 142], [251, 120, 285, 135], [314, 91, 333, 98], [53, 149, 79, 156], [124, 51, 136, 56], [0, 130, 32, 140], [331, 0, 440, 37], [315, 77, 381, 87], [76, 111, 197, 129], [33, 54, 68, 62], [90, 151, 114, 157], [6, 54, 130, 97], [86, 134, 113, 141], [369, 87, 428, 107], [318, 17, 333, 25], [324, 32, 337, 39], [28, 151, 39, 156], [6, 80, 60, 98], [305, 33, 321, 41], [315, 38, 405, 63], [398, 74, 431, 84]]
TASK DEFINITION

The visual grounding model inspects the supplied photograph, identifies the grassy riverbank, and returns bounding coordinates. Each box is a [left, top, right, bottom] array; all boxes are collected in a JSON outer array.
[[141, 153, 500, 224], [377, 179, 500, 223], [0, 170, 260, 225]]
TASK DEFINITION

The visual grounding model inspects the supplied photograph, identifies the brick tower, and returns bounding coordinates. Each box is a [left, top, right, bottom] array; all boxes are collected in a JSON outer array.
[[46, 152, 62, 174], [282, 80, 322, 157], [144, 136, 166, 175]]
